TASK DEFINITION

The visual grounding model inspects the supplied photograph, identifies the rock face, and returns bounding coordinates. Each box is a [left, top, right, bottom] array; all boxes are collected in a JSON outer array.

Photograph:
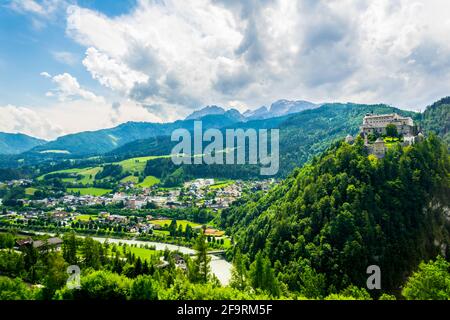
[[186, 100, 319, 122], [185, 105, 227, 120], [243, 106, 269, 119], [244, 100, 319, 120], [269, 99, 318, 117]]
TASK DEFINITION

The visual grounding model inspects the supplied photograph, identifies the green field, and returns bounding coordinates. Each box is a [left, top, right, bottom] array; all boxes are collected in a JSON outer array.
[[75, 214, 98, 221], [120, 175, 139, 184], [38, 156, 169, 187], [108, 244, 159, 261], [38, 167, 102, 185], [210, 180, 234, 189], [127, 246, 159, 261], [138, 176, 160, 188], [150, 219, 202, 232], [67, 187, 112, 196], [115, 156, 165, 173], [25, 187, 38, 195]]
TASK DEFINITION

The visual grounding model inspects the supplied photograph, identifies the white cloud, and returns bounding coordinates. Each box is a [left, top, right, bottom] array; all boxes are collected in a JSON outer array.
[[66, 0, 244, 112], [52, 51, 78, 65], [9, 0, 46, 15], [64, 0, 450, 112], [40, 71, 51, 78], [43, 72, 104, 103], [9, 0, 65, 17], [82, 47, 148, 93], [0, 105, 63, 140], [0, 99, 167, 140]]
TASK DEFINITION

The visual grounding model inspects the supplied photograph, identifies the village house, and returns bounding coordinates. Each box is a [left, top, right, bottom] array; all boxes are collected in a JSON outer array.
[[16, 237, 63, 251]]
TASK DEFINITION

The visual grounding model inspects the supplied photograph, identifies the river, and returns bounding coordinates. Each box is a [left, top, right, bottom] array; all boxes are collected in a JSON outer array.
[[35, 232, 232, 285]]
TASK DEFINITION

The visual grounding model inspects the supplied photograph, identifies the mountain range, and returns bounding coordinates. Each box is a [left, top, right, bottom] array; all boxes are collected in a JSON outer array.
[[243, 99, 320, 119], [185, 99, 319, 121], [0, 98, 448, 172], [0, 99, 318, 156]]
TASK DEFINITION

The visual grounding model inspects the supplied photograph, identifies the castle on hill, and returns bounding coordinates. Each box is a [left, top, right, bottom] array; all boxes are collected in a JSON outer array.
[[361, 113, 414, 136], [345, 113, 422, 158]]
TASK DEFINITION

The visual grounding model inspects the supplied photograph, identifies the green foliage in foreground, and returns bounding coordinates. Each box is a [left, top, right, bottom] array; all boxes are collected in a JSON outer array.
[[0, 231, 449, 300], [402, 256, 450, 300], [0, 277, 37, 300]]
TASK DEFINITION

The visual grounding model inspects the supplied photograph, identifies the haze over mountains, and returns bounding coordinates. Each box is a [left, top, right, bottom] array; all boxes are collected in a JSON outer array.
[[0, 99, 319, 156], [185, 99, 320, 121]]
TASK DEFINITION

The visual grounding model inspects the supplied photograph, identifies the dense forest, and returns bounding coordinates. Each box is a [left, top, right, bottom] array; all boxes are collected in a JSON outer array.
[[221, 135, 450, 297], [421, 97, 450, 147]]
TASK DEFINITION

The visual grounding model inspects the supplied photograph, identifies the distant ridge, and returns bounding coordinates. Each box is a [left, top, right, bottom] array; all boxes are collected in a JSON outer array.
[[0, 132, 46, 155], [185, 105, 226, 120], [243, 99, 319, 120], [186, 99, 319, 122]]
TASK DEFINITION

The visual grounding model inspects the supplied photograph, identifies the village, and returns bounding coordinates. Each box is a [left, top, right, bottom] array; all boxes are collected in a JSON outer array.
[[0, 177, 275, 247], [0, 177, 274, 210]]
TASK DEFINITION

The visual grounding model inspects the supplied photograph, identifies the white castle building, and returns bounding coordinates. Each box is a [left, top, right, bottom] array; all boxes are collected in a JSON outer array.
[[346, 113, 421, 158], [360, 113, 415, 137]]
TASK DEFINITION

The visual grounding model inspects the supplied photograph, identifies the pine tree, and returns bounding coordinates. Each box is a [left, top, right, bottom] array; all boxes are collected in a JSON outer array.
[[191, 231, 211, 283], [230, 248, 248, 290], [62, 232, 78, 265], [134, 257, 143, 277], [249, 251, 280, 296]]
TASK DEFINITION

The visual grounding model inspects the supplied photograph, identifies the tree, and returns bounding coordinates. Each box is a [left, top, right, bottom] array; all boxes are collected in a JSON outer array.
[[82, 237, 100, 269], [385, 124, 398, 138], [249, 251, 280, 296], [0, 233, 15, 249], [68, 270, 131, 300], [168, 219, 177, 237], [402, 256, 450, 300], [230, 248, 248, 291], [134, 257, 143, 277], [190, 231, 211, 283], [41, 253, 67, 299], [0, 277, 36, 300], [130, 275, 158, 300], [23, 243, 39, 281], [298, 261, 326, 299], [62, 232, 78, 265], [185, 224, 193, 240]]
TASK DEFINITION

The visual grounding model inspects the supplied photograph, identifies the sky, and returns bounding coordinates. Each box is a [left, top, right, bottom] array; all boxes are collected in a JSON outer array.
[[1, 0, 450, 140]]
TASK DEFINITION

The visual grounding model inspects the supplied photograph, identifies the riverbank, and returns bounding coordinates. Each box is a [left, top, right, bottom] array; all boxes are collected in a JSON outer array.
[[34, 231, 232, 285]]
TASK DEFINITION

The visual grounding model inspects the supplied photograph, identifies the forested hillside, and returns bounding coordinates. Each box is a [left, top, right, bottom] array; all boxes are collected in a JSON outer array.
[[421, 97, 450, 147], [0, 133, 46, 155], [221, 135, 450, 296]]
